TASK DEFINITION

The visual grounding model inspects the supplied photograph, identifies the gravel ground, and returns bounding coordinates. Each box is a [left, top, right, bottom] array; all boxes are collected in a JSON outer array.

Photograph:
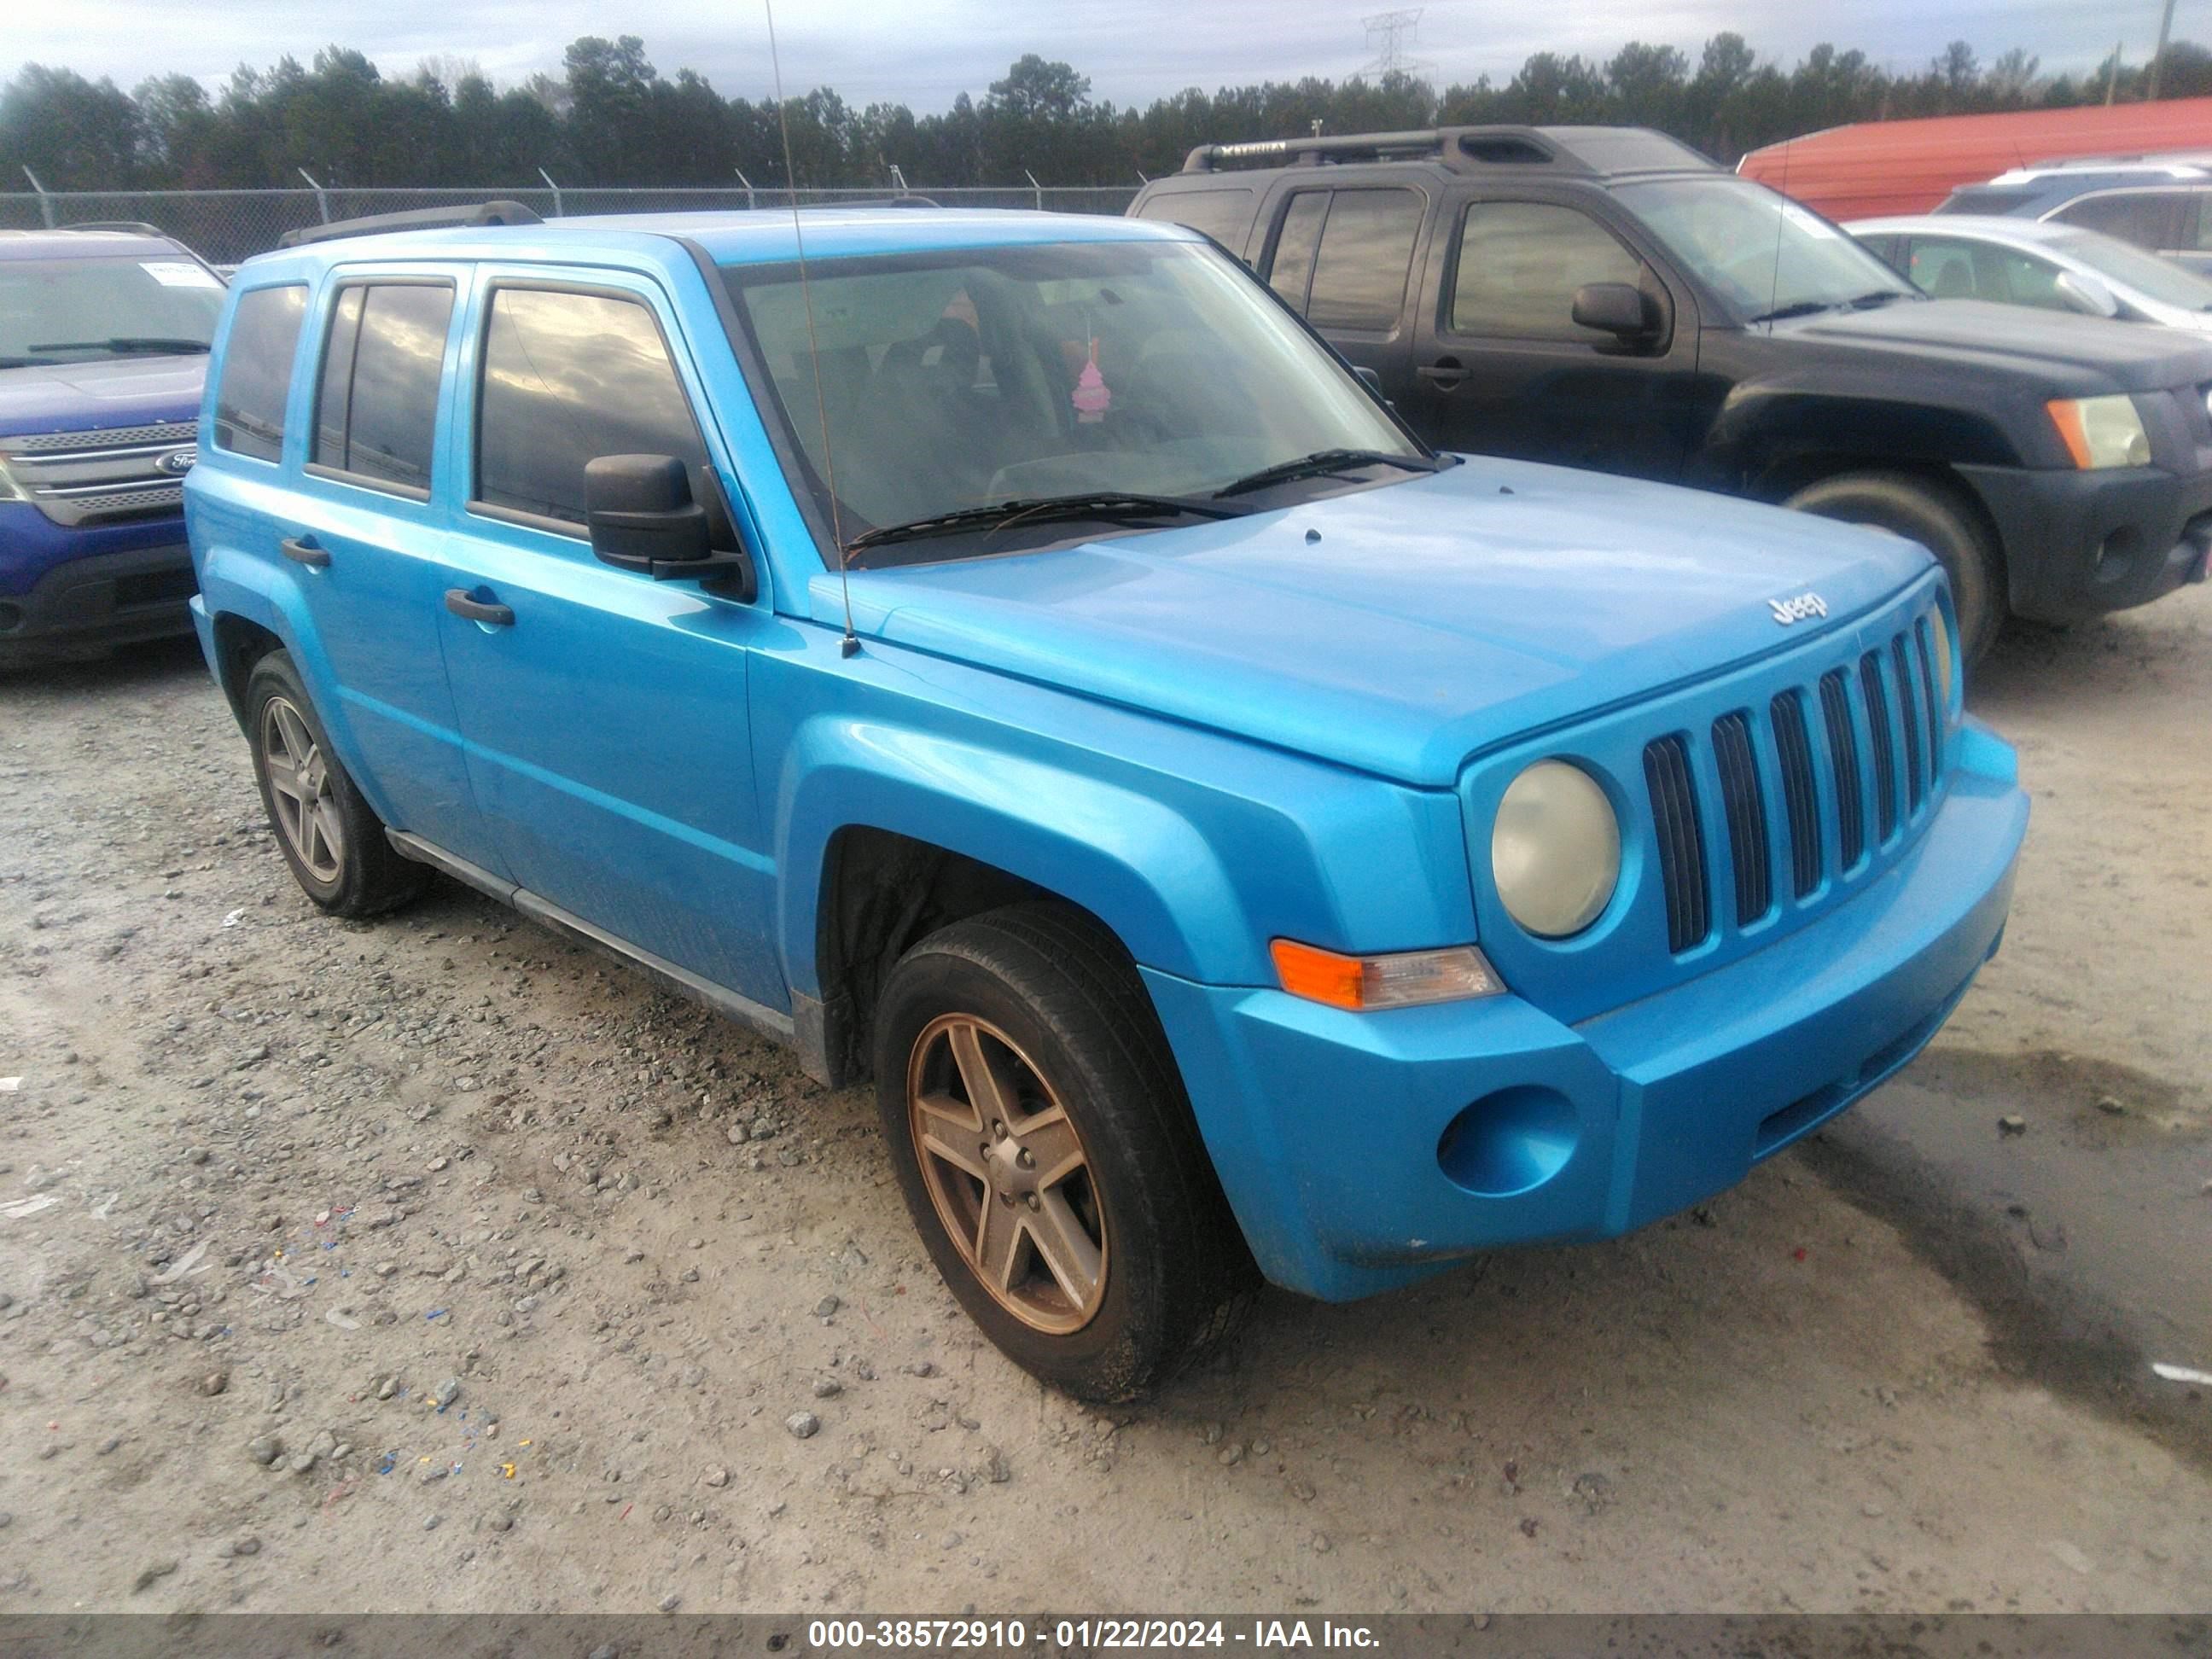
[[0, 590, 2207, 1615]]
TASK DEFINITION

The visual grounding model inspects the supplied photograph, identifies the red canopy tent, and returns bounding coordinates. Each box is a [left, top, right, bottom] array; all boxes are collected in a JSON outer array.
[[1735, 100, 2212, 219]]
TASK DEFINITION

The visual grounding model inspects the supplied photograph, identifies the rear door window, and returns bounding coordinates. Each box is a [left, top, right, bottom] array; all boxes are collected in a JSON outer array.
[[1305, 189, 1424, 332], [2052, 190, 2180, 250], [1138, 189, 1256, 257], [1266, 193, 1329, 311], [311, 282, 454, 495], [1450, 201, 1647, 340], [211, 284, 307, 463], [473, 286, 707, 531]]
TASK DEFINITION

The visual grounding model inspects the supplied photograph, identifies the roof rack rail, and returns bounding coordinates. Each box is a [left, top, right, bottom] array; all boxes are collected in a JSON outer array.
[[1176, 125, 1713, 178], [798, 195, 941, 209], [1180, 128, 1551, 173], [277, 199, 542, 249], [59, 220, 169, 236]]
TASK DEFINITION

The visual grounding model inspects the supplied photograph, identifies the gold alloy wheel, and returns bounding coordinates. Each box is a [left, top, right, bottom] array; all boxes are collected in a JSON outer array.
[[259, 694, 344, 884], [905, 1013, 1108, 1334]]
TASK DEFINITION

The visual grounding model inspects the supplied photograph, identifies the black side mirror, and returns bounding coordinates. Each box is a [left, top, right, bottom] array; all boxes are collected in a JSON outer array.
[[585, 453, 755, 599], [1571, 282, 1658, 341]]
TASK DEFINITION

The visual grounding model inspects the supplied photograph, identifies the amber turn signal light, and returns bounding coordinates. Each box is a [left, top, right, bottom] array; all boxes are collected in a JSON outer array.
[[1269, 940, 1504, 1010]]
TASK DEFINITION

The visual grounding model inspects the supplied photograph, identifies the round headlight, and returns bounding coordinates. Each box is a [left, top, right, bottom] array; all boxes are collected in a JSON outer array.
[[1491, 760, 1621, 939]]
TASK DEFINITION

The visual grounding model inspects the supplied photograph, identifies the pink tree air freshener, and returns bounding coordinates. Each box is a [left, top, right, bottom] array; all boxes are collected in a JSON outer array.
[[1072, 340, 1111, 423]]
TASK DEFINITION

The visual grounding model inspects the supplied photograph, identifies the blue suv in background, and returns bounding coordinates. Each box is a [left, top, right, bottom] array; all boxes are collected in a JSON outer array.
[[0, 224, 223, 665], [186, 205, 2028, 1400]]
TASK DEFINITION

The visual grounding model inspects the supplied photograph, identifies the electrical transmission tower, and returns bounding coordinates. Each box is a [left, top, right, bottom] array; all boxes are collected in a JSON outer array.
[[1360, 8, 1435, 79]]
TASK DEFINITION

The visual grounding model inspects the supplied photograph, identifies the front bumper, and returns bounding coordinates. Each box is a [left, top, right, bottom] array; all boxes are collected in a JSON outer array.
[[0, 536, 198, 664], [1957, 461, 2212, 624], [1144, 725, 2028, 1301]]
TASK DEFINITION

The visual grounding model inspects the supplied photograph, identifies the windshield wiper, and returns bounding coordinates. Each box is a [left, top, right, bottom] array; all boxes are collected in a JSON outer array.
[[26, 337, 211, 356], [1212, 448, 1440, 498], [1844, 289, 1916, 309], [0, 354, 63, 369], [1744, 299, 1837, 325], [843, 491, 1251, 556]]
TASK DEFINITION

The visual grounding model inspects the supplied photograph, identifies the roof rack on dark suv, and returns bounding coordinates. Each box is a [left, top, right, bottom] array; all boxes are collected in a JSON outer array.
[[1179, 124, 1716, 178], [277, 199, 542, 249]]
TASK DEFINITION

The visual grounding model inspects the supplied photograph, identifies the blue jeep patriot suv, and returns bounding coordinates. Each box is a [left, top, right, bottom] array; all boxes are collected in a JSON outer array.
[[0, 224, 224, 664], [185, 204, 2029, 1399]]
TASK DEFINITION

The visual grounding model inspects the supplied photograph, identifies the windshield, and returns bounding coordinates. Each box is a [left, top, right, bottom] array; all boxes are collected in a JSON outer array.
[[2048, 230, 2212, 311], [0, 255, 224, 366], [722, 237, 1423, 561], [1616, 178, 1917, 323]]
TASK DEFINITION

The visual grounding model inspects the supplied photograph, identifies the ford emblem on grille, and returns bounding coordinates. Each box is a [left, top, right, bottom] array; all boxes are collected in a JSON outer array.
[[1767, 591, 1829, 626], [157, 447, 197, 476]]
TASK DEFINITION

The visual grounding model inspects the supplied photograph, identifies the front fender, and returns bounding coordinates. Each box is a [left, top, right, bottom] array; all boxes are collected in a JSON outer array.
[[1700, 378, 2027, 490], [773, 714, 1252, 994]]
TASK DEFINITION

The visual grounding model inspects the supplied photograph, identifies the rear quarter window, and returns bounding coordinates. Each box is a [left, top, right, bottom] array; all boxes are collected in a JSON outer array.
[[212, 285, 308, 463], [1135, 189, 1257, 258]]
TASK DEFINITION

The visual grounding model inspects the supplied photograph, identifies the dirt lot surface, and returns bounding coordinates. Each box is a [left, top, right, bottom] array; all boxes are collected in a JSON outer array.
[[0, 591, 2208, 1617]]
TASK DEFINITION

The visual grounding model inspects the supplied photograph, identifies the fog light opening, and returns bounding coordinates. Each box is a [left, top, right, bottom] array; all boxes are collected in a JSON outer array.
[[2093, 527, 2140, 586], [1436, 1086, 1580, 1198]]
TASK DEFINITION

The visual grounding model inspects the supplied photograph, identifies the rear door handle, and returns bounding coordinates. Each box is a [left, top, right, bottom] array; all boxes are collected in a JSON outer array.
[[279, 536, 329, 568], [444, 588, 515, 627], [1417, 362, 1471, 390]]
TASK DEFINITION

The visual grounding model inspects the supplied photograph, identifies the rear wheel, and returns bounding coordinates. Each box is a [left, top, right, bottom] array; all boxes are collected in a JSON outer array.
[[873, 903, 1255, 1401], [1784, 470, 2003, 663], [244, 650, 424, 917]]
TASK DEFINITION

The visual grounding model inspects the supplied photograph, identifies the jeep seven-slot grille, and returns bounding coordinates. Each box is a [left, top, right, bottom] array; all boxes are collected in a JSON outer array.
[[1892, 637, 1924, 812], [1818, 670, 1865, 870], [1710, 712, 1771, 926], [1643, 735, 1709, 953], [1769, 690, 1822, 899], [1860, 653, 1898, 841], [1642, 614, 1948, 957]]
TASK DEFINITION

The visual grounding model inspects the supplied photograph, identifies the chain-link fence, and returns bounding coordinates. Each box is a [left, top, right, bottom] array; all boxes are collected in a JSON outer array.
[[0, 185, 1144, 266]]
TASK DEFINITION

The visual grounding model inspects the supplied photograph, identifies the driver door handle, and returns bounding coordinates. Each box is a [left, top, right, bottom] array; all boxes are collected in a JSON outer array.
[[1417, 360, 1471, 390], [444, 588, 515, 627], [279, 535, 329, 568]]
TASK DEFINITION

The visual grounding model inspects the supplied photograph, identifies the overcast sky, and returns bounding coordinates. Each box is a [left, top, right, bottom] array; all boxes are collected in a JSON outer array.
[[5, 0, 2187, 108]]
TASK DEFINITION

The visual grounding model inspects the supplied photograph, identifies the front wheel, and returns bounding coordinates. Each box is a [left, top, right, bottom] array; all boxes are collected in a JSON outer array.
[[872, 904, 1255, 1401], [1784, 470, 2003, 664]]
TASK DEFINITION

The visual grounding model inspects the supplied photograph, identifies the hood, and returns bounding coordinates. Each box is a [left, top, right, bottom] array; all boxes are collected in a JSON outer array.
[[1779, 298, 2212, 393], [0, 355, 207, 439], [829, 459, 1933, 787]]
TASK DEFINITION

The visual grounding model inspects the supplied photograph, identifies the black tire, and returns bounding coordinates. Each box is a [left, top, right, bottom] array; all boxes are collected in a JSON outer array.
[[872, 903, 1257, 1401], [1783, 470, 2003, 664], [243, 650, 424, 917]]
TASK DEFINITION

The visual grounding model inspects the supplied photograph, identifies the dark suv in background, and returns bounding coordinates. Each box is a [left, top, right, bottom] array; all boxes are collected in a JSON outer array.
[[1936, 155, 2212, 274], [0, 224, 223, 665], [1131, 126, 2212, 659]]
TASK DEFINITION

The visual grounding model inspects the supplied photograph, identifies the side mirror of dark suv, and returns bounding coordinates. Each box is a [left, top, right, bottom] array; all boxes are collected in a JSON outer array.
[[585, 453, 756, 599], [1571, 282, 1656, 341]]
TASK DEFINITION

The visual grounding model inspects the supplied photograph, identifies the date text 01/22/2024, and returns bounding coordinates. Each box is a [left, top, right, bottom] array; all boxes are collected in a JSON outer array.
[[805, 1619, 1382, 1649]]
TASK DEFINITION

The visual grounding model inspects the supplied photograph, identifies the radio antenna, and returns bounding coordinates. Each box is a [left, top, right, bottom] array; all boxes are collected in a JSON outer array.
[[1765, 137, 1790, 334], [763, 0, 859, 657]]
